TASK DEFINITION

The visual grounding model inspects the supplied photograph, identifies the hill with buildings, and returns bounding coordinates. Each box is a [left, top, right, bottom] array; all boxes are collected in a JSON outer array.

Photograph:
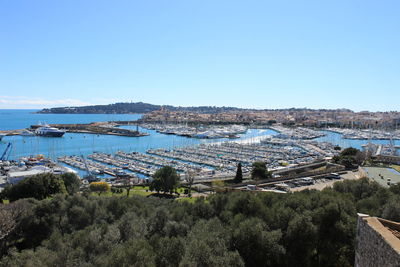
[[37, 103, 400, 128]]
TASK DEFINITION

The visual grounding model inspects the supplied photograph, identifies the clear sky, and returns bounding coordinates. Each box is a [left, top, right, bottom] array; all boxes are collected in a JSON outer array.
[[0, 0, 399, 111]]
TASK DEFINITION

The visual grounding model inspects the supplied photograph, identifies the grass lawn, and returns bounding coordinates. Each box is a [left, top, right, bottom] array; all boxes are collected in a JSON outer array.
[[130, 188, 153, 197], [90, 186, 153, 197], [129, 186, 153, 196]]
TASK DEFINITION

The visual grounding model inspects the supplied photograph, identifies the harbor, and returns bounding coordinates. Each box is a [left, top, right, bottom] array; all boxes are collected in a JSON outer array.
[[1, 110, 400, 183], [1, 125, 399, 182]]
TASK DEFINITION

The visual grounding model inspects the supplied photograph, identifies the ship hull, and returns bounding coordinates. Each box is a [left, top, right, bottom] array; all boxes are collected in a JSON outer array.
[[36, 132, 65, 137]]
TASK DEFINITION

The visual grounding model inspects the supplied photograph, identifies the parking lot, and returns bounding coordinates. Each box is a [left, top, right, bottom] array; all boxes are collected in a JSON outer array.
[[290, 171, 359, 192]]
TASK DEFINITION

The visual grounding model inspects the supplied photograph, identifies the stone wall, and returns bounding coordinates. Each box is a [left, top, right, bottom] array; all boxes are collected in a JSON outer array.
[[355, 214, 400, 267]]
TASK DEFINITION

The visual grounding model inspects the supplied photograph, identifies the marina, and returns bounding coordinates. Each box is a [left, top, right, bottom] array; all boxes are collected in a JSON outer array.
[[0, 154, 76, 187], [324, 128, 400, 140], [139, 123, 248, 139], [148, 137, 338, 174], [269, 125, 326, 139], [1, 110, 400, 181], [57, 155, 136, 178], [53, 134, 340, 183]]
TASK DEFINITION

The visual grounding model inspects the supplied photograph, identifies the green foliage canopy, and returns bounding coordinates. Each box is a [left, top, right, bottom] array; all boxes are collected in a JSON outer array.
[[332, 147, 365, 168], [1, 173, 67, 202], [1, 178, 400, 267], [251, 161, 272, 180], [150, 166, 180, 194], [60, 173, 80, 195]]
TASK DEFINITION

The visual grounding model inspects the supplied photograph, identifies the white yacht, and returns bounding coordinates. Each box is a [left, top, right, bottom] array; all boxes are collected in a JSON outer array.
[[35, 124, 65, 137], [0, 133, 5, 141], [20, 129, 35, 136]]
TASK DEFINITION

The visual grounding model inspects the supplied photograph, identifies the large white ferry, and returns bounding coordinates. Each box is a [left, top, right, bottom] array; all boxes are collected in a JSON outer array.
[[35, 124, 65, 137]]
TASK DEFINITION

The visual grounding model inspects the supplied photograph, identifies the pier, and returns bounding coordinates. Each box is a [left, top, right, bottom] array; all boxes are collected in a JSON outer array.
[[1, 122, 149, 137], [56, 136, 339, 182], [31, 123, 149, 137], [58, 155, 138, 179]]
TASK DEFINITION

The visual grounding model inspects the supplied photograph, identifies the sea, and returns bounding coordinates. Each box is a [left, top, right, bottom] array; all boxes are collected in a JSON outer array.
[[1, 109, 399, 176]]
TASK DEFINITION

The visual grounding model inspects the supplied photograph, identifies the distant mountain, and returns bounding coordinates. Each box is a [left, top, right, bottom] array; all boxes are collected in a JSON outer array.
[[37, 102, 244, 114]]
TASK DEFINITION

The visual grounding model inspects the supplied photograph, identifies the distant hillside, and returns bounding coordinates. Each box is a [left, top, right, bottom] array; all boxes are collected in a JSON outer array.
[[38, 102, 164, 114], [37, 102, 356, 114], [37, 102, 244, 114]]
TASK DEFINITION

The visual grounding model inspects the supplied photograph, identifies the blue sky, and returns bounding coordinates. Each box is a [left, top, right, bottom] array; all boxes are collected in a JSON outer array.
[[0, 0, 399, 111]]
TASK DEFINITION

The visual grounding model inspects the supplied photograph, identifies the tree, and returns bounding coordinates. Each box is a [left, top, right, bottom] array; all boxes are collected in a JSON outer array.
[[382, 196, 400, 222], [185, 170, 196, 196], [234, 163, 243, 183], [332, 147, 364, 169], [155, 237, 184, 267], [150, 166, 180, 194], [0, 199, 31, 254], [285, 214, 317, 266], [251, 161, 266, 180], [2, 173, 66, 202], [107, 239, 156, 267], [341, 147, 359, 156], [89, 181, 110, 195], [122, 178, 132, 197], [251, 161, 271, 181], [60, 173, 80, 195], [232, 218, 284, 266], [4, 177, 400, 266], [212, 180, 225, 193], [180, 219, 244, 267], [389, 183, 400, 195]]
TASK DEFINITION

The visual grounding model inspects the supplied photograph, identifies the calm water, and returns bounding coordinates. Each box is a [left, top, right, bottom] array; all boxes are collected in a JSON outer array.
[[0, 109, 140, 130]]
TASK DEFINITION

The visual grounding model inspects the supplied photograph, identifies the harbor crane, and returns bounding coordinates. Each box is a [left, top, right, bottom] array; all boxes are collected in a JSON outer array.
[[0, 143, 12, 161], [81, 155, 98, 182]]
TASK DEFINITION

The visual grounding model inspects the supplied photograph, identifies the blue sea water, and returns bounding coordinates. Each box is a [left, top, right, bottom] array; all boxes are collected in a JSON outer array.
[[0, 109, 140, 130]]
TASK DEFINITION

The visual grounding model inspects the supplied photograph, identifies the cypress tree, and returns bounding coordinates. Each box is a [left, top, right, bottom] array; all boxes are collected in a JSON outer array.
[[234, 163, 243, 183]]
